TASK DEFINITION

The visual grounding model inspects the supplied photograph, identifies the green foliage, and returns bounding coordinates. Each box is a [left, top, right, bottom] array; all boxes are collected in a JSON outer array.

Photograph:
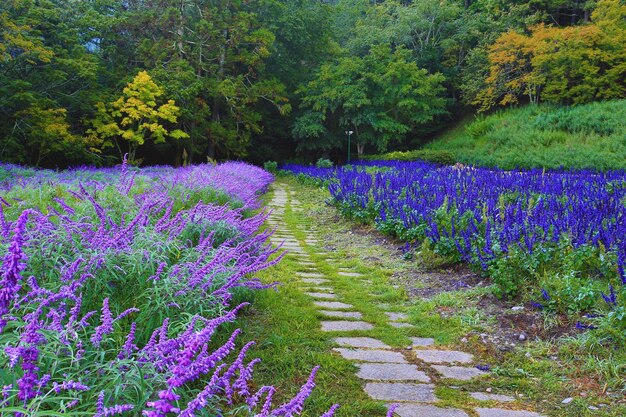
[[315, 158, 333, 168], [1, 0, 625, 166], [426, 99, 626, 170], [88, 71, 188, 163], [473, 0, 626, 109], [361, 149, 455, 165], [0, 0, 102, 166], [263, 161, 278, 173], [294, 44, 446, 156]]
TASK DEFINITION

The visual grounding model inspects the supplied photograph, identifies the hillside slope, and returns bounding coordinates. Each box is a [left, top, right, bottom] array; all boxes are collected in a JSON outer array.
[[425, 100, 626, 171]]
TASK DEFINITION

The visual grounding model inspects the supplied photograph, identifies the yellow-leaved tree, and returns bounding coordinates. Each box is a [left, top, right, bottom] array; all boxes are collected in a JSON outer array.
[[476, 0, 626, 111], [88, 71, 188, 163]]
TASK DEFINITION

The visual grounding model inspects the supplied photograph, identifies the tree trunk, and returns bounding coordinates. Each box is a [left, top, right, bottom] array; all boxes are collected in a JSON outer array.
[[356, 143, 365, 158]]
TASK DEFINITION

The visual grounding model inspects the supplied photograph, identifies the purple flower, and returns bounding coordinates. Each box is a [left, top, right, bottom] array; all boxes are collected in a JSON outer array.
[[96, 391, 134, 417], [271, 366, 319, 416], [143, 389, 181, 416], [601, 285, 618, 307], [576, 321, 596, 330], [386, 404, 399, 417], [0, 209, 35, 331], [52, 380, 90, 393], [320, 404, 340, 417], [118, 322, 137, 359], [90, 298, 114, 347]]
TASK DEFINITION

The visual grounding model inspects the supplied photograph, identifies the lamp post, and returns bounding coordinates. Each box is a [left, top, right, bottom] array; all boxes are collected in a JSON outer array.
[[345, 130, 354, 163]]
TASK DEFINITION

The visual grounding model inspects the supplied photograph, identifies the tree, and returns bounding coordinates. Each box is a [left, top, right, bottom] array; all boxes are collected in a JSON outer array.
[[126, 0, 290, 162], [294, 44, 446, 157], [13, 105, 97, 166], [475, 0, 626, 110], [88, 71, 188, 163], [0, 0, 104, 166], [473, 29, 540, 110], [532, 24, 608, 104]]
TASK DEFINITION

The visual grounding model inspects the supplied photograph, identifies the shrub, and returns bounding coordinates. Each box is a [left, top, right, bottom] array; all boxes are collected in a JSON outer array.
[[315, 158, 333, 168], [263, 160, 278, 173], [361, 149, 455, 165]]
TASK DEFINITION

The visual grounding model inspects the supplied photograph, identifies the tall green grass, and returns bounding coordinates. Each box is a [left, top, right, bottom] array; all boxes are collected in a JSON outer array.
[[426, 100, 626, 171]]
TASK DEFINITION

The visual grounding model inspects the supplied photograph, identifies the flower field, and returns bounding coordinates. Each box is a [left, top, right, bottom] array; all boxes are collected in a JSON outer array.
[[0, 161, 336, 416], [286, 161, 626, 341]]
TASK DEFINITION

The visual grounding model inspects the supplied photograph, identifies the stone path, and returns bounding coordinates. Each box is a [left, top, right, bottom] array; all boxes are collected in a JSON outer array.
[[266, 183, 545, 417]]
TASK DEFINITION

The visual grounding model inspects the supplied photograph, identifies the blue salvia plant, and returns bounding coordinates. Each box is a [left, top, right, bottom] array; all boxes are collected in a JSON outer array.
[[287, 160, 626, 343]]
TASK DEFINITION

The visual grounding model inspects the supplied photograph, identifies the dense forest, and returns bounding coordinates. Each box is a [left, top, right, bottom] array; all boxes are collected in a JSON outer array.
[[1, 0, 625, 167]]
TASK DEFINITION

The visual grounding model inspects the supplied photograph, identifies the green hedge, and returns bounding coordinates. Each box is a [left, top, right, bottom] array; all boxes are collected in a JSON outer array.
[[360, 149, 456, 165]]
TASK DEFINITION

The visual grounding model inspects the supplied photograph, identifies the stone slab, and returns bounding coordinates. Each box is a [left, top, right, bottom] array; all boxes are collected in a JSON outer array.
[[320, 310, 363, 319], [296, 272, 325, 278], [314, 301, 353, 309], [313, 287, 334, 292], [432, 365, 486, 380], [356, 363, 430, 382], [304, 292, 337, 299], [302, 278, 329, 285], [365, 382, 436, 402], [393, 404, 469, 417], [475, 409, 544, 417], [390, 322, 414, 329], [410, 337, 435, 347], [334, 337, 391, 349], [321, 321, 374, 332], [470, 393, 515, 402], [414, 350, 473, 364], [338, 272, 363, 277], [386, 312, 409, 321], [333, 348, 407, 363]]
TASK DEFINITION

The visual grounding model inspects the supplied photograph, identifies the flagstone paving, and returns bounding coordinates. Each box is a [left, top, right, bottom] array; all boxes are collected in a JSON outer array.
[[304, 292, 338, 299], [334, 337, 391, 349], [356, 363, 431, 382], [393, 404, 469, 417], [337, 271, 363, 277], [266, 183, 546, 417], [409, 337, 435, 347], [431, 365, 487, 381], [470, 392, 516, 402], [301, 278, 329, 285], [364, 382, 436, 402], [390, 322, 415, 329], [297, 272, 325, 278], [385, 312, 409, 321], [413, 350, 474, 364], [313, 301, 354, 309], [319, 310, 363, 319], [475, 409, 544, 417], [321, 320, 375, 332], [332, 348, 408, 363]]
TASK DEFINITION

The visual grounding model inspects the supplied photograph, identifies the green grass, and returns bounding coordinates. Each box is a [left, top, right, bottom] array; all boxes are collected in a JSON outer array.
[[424, 100, 626, 171], [235, 177, 626, 416]]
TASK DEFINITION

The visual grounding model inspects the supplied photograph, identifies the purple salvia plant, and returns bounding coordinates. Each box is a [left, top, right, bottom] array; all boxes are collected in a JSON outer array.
[[0, 209, 35, 331], [320, 404, 340, 417], [271, 366, 319, 417]]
